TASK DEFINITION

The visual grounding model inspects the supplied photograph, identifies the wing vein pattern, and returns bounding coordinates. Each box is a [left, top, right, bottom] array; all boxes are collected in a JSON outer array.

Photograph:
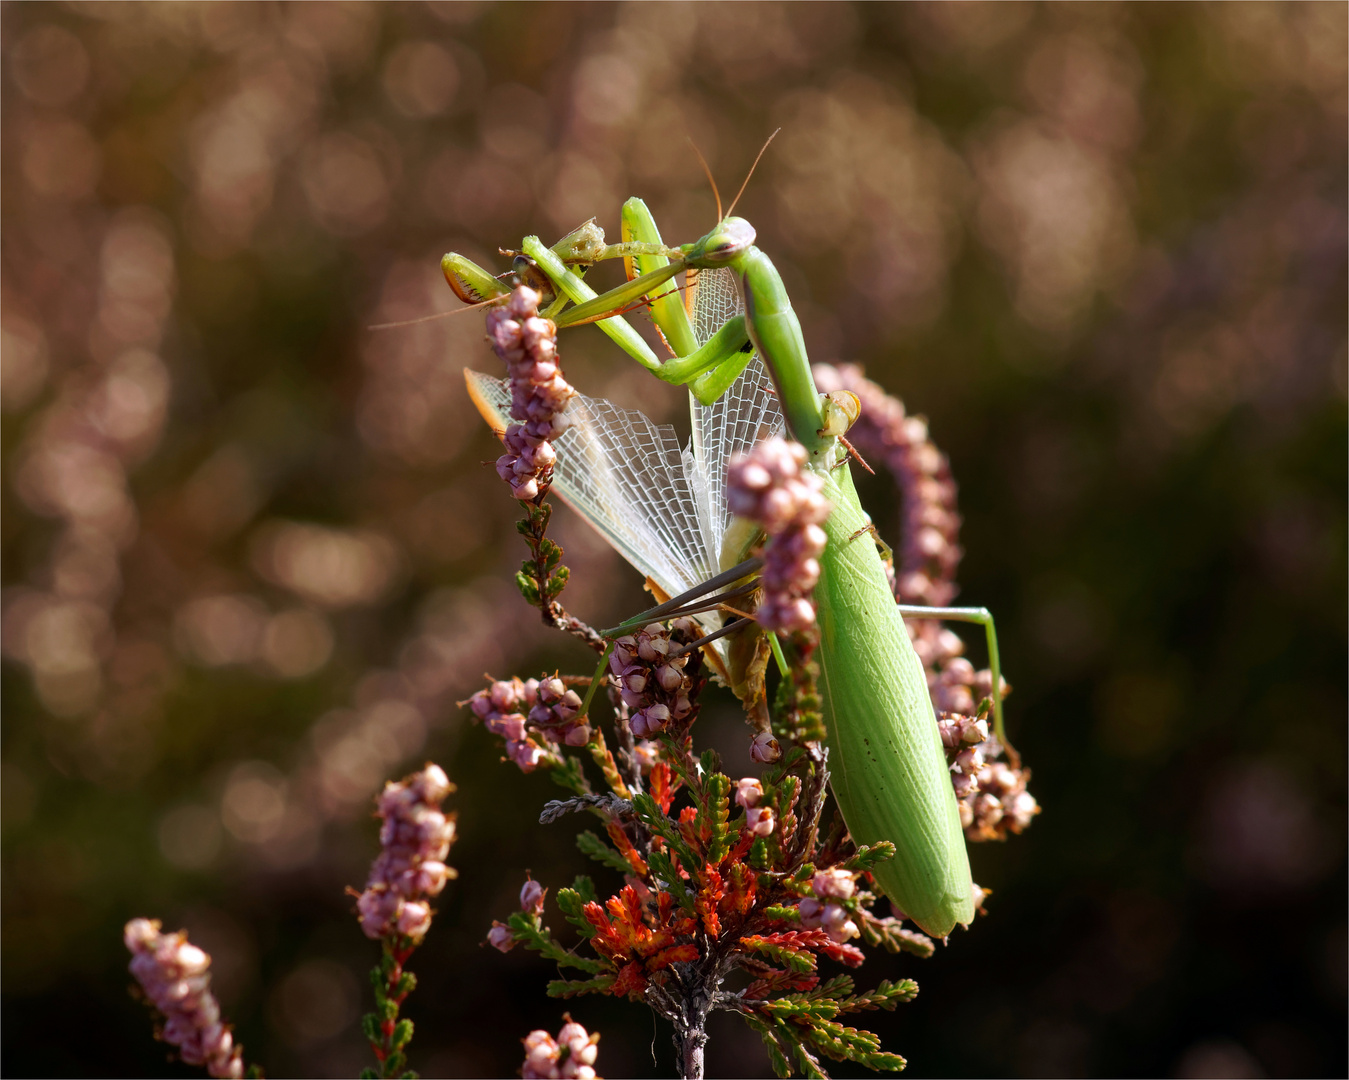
[[688, 267, 785, 570]]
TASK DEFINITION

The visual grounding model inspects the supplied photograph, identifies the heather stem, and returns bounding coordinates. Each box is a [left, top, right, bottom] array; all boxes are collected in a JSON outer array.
[[648, 957, 723, 1080], [368, 940, 415, 1078]]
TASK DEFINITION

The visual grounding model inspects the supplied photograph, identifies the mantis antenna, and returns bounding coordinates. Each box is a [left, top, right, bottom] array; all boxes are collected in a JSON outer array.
[[686, 137, 723, 223], [686, 127, 783, 226], [367, 303, 491, 331], [724, 128, 780, 221]]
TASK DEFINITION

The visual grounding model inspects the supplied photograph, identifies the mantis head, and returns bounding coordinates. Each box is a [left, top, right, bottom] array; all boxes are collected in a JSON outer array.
[[685, 217, 757, 267]]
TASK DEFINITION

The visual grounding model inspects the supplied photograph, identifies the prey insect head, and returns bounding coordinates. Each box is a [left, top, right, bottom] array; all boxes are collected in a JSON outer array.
[[819, 390, 862, 438], [550, 219, 609, 267]]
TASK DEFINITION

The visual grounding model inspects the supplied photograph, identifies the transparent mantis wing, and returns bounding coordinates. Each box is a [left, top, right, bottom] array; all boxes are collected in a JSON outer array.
[[687, 268, 783, 573], [464, 268, 783, 656]]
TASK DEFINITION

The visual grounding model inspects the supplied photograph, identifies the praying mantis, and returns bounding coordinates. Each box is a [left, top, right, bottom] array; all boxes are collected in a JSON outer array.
[[451, 161, 1011, 939]]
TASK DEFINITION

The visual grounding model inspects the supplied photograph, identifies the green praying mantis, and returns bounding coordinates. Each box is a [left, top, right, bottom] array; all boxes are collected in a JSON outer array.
[[449, 156, 1013, 939]]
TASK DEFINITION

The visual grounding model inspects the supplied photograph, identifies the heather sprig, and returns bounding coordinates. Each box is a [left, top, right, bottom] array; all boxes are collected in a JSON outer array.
[[726, 437, 832, 635], [940, 710, 1040, 841], [488, 285, 574, 502], [353, 764, 458, 1079], [123, 919, 253, 1079]]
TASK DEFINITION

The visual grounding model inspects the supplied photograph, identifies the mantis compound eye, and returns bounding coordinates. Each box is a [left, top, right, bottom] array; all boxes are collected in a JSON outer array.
[[700, 217, 757, 263]]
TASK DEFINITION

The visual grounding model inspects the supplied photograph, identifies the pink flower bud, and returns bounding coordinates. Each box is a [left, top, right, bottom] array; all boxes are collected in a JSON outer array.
[[558, 1020, 589, 1054], [489, 681, 520, 710], [487, 712, 527, 742], [749, 732, 781, 763], [397, 900, 433, 939], [797, 898, 823, 926], [630, 704, 670, 738], [508, 739, 546, 773], [637, 634, 669, 663], [487, 922, 515, 953], [654, 663, 684, 693], [523, 1031, 560, 1079], [820, 902, 860, 943], [563, 723, 592, 747], [610, 637, 636, 667], [124, 918, 157, 950], [735, 778, 763, 808], [358, 888, 398, 939], [812, 868, 856, 900], [747, 806, 775, 836], [800, 523, 827, 556], [943, 657, 976, 684], [520, 878, 546, 915]]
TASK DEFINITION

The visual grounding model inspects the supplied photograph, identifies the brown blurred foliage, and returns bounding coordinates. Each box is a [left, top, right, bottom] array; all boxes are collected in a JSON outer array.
[[2, 3, 1344, 1077]]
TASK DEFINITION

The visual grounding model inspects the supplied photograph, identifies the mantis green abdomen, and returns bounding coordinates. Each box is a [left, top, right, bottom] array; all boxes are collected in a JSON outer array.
[[816, 464, 974, 936]]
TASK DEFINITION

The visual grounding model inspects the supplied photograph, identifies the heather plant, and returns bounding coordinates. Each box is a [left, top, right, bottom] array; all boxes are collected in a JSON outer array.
[[119, 252, 1036, 1080], [124, 919, 253, 1080]]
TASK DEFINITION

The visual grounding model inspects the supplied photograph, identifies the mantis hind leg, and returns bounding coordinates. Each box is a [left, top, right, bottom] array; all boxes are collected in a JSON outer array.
[[895, 604, 1010, 753]]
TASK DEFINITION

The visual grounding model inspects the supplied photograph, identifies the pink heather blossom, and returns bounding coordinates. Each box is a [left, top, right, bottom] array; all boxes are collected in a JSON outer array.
[[746, 806, 776, 837], [631, 740, 660, 771], [520, 877, 547, 915], [124, 919, 244, 1079], [607, 621, 700, 742], [523, 1018, 600, 1080], [735, 778, 764, 808], [726, 438, 831, 633], [943, 722, 1040, 841], [488, 287, 575, 500], [467, 676, 588, 759], [630, 703, 671, 738], [820, 903, 861, 944], [487, 922, 515, 953], [749, 731, 781, 763], [797, 898, 859, 944], [812, 868, 856, 900], [356, 765, 457, 943]]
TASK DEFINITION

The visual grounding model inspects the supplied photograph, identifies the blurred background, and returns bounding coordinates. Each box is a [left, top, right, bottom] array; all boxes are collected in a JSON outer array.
[[2, 3, 1344, 1077]]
